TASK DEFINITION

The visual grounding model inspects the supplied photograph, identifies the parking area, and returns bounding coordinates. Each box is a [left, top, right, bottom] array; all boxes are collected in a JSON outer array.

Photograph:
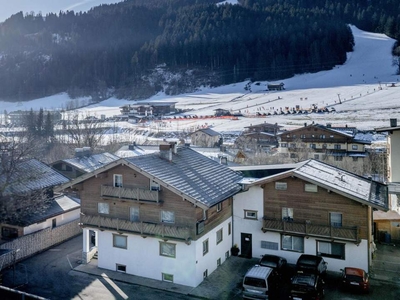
[[2, 236, 400, 299]]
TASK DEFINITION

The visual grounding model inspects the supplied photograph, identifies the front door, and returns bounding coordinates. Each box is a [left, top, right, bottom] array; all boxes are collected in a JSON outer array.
[[241, 233, 252, 258]]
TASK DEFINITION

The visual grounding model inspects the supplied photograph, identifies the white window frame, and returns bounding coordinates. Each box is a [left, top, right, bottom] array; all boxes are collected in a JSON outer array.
[[114, 174, 123, 187], [216, 203, 222, 212], [130, 207, 140, 222], [113, 234, 127, 249], [116, 264, 126, 273], [305, 183, 318, 192], [330, 212, 342, 227], [98, 202, 109, 214], [352, 145, 358, 150], [317, 240, 345, 260], [275, 182, 287, 190], [216, 228, 223, 244], [203, 239, 209, 255], [161, 210, 175, 223], [244, 210, 258, 220], [281, 235, 304, 252], [160, 242, 176, 258], [282, 207, 293, 221]]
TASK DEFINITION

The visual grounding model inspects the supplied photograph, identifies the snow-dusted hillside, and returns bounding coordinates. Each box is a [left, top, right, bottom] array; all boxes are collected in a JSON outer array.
[[0, 0, 124, 23], [0, 25, 399, 133]]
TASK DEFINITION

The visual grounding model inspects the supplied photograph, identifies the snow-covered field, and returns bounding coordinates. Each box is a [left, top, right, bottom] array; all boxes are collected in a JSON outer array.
[[1, 25, 399, 134]]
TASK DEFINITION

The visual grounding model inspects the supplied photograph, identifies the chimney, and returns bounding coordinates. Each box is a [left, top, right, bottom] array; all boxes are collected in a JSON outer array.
[[390, 118, 397, 127], [75, 148, 84, 158], [159, 144, 173, 161], [219, 155, 228, 165], [128, 143, 135, 150], [83, 147, 91, 156], [326, 123, 331, 128]]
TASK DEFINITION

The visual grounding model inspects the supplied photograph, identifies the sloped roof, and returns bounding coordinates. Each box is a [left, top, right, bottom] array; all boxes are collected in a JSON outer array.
[[21, 194, 80, 225], [124, 147, 243, 208], [192, 128, 221, 137], [252, 159, 388, 211], [277, 123, 355, 138], [60, 152, 120, 173], [114, 145, 160, 158], [1, 159, 69, 196]]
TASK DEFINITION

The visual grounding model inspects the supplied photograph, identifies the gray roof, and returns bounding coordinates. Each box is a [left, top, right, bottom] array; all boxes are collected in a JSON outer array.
[[125, 147, 243, 208], [21, 194, 80, 225], [114, 145, 160, 158], [252, 159, 388, 211], [193, 128, 221, 137], [62, 152, 120, 173], [0, 159, 70, 196]]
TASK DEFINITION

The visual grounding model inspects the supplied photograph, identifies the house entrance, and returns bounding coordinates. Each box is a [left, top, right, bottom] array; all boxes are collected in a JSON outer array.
[[241, 233, 252, 258]]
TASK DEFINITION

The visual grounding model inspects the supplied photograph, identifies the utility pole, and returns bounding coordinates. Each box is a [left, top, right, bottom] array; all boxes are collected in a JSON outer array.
[[337, 94, 342, 104]]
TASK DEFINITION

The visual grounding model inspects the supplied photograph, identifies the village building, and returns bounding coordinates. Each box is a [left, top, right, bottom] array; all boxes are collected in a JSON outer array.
[[7, 110, 62, 126], [278, 123, 370, 167], [119, 102, 176, 122], [0, 159, 73, 240], [233, 160, 388, 273], [51, 148, 120, 179], [190, 128, 222, 148], [55, 144, 243, 287]]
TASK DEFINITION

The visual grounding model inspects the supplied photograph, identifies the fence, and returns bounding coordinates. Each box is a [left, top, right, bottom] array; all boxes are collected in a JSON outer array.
[[0, 220, 82, 270]]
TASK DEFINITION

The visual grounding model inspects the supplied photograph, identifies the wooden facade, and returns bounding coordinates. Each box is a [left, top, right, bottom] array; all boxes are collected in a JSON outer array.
[[261, 176, 369, 243], [78, 164, 232, 242]]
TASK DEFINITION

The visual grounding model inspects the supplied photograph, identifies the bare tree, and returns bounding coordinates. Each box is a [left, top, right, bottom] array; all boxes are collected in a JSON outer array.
[[64, 111, 106, 148]]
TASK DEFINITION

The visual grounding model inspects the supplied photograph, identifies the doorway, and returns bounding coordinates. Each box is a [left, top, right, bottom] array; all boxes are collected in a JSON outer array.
[[241, 233, 252, 258]]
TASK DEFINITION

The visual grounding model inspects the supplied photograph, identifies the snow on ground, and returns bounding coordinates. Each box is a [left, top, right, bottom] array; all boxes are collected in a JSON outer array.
[[1, 25, 399, 134], [0, 0, 124, 23]]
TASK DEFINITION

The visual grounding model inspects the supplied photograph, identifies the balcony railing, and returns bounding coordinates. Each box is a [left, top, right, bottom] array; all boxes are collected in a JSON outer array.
[[101, 184, 160, 203], [81, 214, 192, 243], [262, 217, 359, 243]]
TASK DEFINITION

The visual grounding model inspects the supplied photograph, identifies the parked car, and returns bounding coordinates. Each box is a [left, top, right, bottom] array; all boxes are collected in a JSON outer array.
[[296, 255, 328, 278], [341, 267, 370, 293], [289, 273, 325, 300], [258, 254, 289, 279], [242, 265, 278, 299]]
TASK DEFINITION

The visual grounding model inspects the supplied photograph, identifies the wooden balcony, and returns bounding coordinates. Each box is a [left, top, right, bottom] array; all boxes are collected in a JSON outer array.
[[101, 184, 160, 203], [81, 214, 193, 243], [262, 217, 359, 243]]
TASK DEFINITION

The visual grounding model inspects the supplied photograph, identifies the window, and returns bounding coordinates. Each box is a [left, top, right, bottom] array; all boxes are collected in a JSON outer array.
[[203, 270, 208, 279], [281, 143, 287, 148], [322, 144, 327, 149], [116, 264, 126, 272], [216, 203, 222, 212], [352, 145, 358, 150], [300, 134, 306, 138], [130, 207, 139, 222], [225, 251, 229, 259], [275, 182, 287, 190], [160, 242, 176, 258], [216, 228, 223, 244], [352, 157, 358, 161], [162, 273, 174, 282], [334, 144, 341, 150], [310, 144, 316, 149], [114, 174, 123, 187], [330, 212, 342, 227], [293, 134, 297, 138], [305, 184, 318, 192], [320, 135, 325, 139], [290, 153, 296, 158], [98, 202, 109, 214], [281, 235, 304, 252], [161, 210, 175, 223], [314, 154, 319, 160], [113, 234, 127, 249], [334, 156, 343, 161], [203, 239, 209, 255], [217, 258, 221, 266], [228, 222, 231, 235], [317, 241, 345, 259], [52, 218, 56, 228], [261, 241, 279, 250], [290, 143, 296, 148], [244, 210, 258, 220], [282, 207, 293, 221]]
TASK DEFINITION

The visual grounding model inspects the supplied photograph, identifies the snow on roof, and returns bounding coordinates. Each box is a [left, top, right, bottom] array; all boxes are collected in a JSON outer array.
[[62, 152, 120, 173]]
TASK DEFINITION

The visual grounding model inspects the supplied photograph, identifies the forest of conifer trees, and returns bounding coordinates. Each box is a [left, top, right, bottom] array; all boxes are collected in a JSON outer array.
[[0, 0, 398, 101]]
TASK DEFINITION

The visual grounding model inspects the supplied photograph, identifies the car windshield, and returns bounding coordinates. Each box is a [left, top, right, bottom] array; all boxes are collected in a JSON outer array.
[[244, 277, 267, 288]]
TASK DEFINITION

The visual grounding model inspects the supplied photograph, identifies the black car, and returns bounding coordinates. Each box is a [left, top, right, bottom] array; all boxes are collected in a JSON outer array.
[[289, 273, 325, 300], [295, 255, 328, 278]]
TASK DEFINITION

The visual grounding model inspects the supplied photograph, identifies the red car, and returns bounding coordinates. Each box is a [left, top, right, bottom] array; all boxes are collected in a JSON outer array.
[[341, 267, 370, 293]]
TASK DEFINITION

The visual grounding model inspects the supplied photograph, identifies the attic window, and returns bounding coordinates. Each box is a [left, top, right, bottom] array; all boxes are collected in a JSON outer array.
[[275, 182, 287, 190], [305, 184, 318, 192]]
